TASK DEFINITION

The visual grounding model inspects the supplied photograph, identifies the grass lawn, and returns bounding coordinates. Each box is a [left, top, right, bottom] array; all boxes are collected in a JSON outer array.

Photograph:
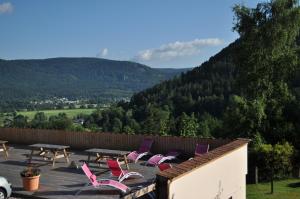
[[247, 179, 300, 199], [17, 108, 96, 120]]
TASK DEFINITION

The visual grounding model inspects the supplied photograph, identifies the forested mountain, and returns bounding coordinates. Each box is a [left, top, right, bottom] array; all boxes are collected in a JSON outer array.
[[129, 41, 238, 119], [112, 37, 300, 138], [0, 58, 189, 110]]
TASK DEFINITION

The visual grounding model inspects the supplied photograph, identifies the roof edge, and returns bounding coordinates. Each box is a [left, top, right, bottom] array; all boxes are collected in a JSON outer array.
[[157, 138, 251, 181]]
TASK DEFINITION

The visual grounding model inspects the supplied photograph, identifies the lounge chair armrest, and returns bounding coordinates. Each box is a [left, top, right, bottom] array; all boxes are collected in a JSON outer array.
[[135, 152, 150, 163]]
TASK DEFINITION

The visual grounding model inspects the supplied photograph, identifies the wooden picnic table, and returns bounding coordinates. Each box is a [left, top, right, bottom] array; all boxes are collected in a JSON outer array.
[[85, 148, 131, 169], [0, 140, 9, 159], [28, 143, 70, 167]]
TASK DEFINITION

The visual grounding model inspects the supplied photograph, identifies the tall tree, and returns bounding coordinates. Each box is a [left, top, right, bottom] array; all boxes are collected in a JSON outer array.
[[256, 142, 294, 193], [232, 0, 300, 144], [232, 0, 300, 193], [233, 0, 300, 98]]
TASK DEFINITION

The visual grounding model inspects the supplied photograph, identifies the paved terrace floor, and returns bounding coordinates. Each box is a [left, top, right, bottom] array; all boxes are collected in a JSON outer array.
[[0, 145, 164, 199]]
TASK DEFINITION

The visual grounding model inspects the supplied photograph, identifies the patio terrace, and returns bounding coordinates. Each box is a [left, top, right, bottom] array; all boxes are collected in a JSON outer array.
[[0, 145, 159, 199], [0, 128, 249, 199]]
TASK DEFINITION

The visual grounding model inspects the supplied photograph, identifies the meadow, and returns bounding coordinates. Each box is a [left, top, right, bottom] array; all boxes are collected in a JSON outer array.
[[16, 108, 96, 120], [247, 179, 300, 199]]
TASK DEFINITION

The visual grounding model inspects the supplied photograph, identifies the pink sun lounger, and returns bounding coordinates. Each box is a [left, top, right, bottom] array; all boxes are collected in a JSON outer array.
[[127, 138, 154, 163], [158, 163, 172, 171], [75, 163, 130, 196], [107, 159, 143, 182], [147, 150, 180, 166], [195, 143, 209, 156]]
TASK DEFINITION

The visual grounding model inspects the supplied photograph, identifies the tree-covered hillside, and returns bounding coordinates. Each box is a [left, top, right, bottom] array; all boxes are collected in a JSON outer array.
[[129, 41, 238, 119], [0, 57, 189, 111]]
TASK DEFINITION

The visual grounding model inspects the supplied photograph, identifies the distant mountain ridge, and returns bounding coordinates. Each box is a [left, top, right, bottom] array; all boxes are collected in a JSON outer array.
[[0, 57, 190, 104]]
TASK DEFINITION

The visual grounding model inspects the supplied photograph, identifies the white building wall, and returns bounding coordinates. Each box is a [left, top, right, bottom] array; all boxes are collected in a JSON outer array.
[[168, 145, 248, 199]]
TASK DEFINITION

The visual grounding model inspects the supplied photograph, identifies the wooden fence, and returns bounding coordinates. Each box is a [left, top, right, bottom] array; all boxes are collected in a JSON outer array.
[[0, 128, 231, 155]]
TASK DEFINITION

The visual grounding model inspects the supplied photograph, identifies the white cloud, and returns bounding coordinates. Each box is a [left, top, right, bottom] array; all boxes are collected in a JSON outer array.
[[0, 2, 13, 14], [101, 48, 108, 57], [97, 48, 108, 58], [133, 38, 223, 62]]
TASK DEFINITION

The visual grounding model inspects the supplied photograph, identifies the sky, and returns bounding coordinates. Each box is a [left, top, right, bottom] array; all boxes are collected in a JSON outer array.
[[0, 0, 262, 68]]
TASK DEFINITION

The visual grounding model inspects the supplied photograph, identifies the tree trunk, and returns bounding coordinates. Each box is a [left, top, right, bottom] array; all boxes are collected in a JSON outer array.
[[271, 165, 274, 194]]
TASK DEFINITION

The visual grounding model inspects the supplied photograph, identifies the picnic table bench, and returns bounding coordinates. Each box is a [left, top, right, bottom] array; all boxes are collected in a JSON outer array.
[[28, 143, 70, 167], [85, 148, 131, 169], [0, 140, 9, 159]]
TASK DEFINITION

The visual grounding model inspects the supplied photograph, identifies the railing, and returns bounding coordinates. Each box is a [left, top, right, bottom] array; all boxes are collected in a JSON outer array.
[[0, 128, 231, 155]]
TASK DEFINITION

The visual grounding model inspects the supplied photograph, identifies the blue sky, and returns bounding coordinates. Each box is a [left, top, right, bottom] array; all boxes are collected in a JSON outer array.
[[0, 0, 262, 68]]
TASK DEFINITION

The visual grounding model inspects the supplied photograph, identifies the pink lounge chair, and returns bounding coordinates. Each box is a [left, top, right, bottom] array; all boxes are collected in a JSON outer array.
[[107, 159, 143, 182], [127, 138, 154, 163], [158, 163, 172, 171], [195, 144, 209, 156], [75, 163, 130, 196], [147, 151, 180, 166]]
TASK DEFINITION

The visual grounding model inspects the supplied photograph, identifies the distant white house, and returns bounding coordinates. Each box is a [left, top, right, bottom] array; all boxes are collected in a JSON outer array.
[[74, 118, 84, 125]]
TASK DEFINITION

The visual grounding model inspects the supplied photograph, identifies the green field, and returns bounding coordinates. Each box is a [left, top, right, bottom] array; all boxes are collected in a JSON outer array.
[[17, 108, 96, 120], [247, 179, 300, 199]]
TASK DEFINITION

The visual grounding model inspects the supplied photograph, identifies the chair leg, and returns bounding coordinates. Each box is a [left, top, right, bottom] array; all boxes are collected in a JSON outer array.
[[63, 149, 69, 163], [2, 144, 8, 160], [123, 154, 130, 169], [28, 150, 34, 163], [52, 151, 58, 167]]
